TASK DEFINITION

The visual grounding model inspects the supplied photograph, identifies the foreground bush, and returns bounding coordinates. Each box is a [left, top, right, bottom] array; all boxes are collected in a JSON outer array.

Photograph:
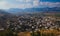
[[0, 29, 17, 36]]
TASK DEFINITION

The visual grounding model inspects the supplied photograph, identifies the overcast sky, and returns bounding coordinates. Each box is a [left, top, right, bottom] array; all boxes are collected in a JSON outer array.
[[0, 0, 60, 9]]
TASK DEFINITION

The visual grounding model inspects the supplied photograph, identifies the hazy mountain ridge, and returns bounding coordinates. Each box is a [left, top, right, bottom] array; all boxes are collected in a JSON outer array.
[[6, 7, 60, 13]]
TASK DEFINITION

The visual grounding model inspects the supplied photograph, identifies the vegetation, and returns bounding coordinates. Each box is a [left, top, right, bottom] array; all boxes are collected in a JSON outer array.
[[0, 29, 17, 36], [55, 14, 60, 17], [31, 29, 60, 36]]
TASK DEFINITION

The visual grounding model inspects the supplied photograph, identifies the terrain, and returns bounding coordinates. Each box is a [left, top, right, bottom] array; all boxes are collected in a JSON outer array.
[[0, 9, 60, 36]]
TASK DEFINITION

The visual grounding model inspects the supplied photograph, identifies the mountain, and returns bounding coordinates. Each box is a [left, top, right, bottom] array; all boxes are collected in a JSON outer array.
[[7, 7, 60, 13], [0, 10, 9, 14], [7, 8, 24, 13], [0, 10, 11, 28], [0, 9, 11, 16]]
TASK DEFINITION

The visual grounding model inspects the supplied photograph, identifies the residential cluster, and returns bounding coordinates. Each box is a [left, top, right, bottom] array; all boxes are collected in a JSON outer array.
[[6, 15, 60, 32]]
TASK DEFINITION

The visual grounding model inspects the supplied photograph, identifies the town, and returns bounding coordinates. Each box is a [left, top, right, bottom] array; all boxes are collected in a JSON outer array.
[[5, 13, 60, 32], [0, 12, 60, 36]]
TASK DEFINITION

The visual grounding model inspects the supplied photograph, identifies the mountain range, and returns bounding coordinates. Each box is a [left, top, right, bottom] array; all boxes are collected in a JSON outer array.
[[0, 7, 60, 15], [0, 10, 10, 15], [6, 7, 60, 13]]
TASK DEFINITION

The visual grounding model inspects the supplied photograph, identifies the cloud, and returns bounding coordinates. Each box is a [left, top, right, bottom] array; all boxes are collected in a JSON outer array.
[[16, 0, 32, 3], [33, 0, 39, 7], [16, 0, 25, 2], [0, 0, 33, 9], [25, 0, 32, 2], [0, 1, 19, 9], [39, 2, 60, 8], [16, 3, 33, 9], [0, 0, 60, 9], [25, 3, 33, 8], [0, 1, 10, 9]]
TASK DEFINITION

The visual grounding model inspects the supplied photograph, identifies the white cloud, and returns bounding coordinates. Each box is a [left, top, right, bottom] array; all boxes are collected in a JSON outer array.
[[16, 0, 32, 2], [16, 0, 25, 2], [39, 2, 60, 8], [0, 0, 60, 9], [25, 0, 32, 2], [16, 3, 33, 9], [0, 1, 19, 9], [0, 1, 10, 9], [33, 0, 39, 7], [0, 1, 21, 9], [25, 3, 33, 8]]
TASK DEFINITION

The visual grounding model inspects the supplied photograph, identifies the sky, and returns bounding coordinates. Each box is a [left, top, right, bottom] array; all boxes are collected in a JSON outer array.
[[0, 0, 60, 9]]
